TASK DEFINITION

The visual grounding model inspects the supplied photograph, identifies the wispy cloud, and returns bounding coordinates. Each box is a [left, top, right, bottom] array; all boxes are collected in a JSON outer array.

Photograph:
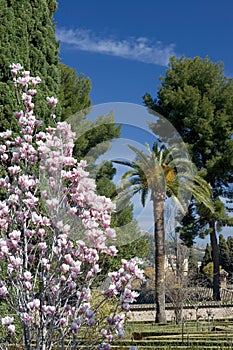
[[56, 28, 176, 66]]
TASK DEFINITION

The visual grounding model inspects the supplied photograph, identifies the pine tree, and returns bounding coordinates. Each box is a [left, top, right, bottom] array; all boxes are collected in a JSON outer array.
[[69, 112, 121, 164], [144, 56, 233, 300], [58, 62, 92, 120], [0, 0, 60, 132]]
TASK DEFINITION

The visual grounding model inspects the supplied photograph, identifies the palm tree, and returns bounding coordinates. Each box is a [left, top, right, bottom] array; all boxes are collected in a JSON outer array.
[[113, 142, 213, 323]]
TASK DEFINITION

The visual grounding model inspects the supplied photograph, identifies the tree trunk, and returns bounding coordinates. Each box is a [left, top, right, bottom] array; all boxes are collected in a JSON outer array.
[[209, 219, 220, 300], [175, 306, 183, 324], [153, 197, 166, 323], [23, 322, 31, 350]]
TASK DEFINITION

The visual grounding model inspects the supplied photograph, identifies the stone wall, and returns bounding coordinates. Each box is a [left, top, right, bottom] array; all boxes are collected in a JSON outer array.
[[128, 304, 233, 322]]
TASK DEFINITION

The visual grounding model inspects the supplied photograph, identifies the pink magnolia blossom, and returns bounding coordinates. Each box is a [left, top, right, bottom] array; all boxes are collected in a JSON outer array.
[[9, 63, 23, 76], [8, 165, 21, 175], [0, 286, 8, 297], [46, 96, 58, 107], [17, 76, 30, 87], [38, 242, 47, 250], [23, 271, 32, 281], [60, 317, 68, 327], [9, 230, 21, 241], [15, 110, 24, 119], [24, 281, 32, 291], [40, 257, 48, 265], [42, 305, 56, 315], [33, 299, 40, 309], [38, 228, 46, 237], [0, 130, 12, 139], [61, 263, 70, 273], [31, 76, 41, 85], [1, 153, 8, 161], [22, 313, 32, 323], [7, 265, 14, 275], [0, 66, 144, 350], [1, 316, 14, 326]]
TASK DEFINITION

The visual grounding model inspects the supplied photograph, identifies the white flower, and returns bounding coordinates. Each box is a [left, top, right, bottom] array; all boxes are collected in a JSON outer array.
[[2, 316, 14, 326], [8, 324, 15, 333]]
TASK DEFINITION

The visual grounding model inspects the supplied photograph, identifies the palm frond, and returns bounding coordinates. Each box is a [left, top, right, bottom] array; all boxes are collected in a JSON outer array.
[[113, 159, 138, 169], [141, 187, 149, 207], [127, 144, 154, 168], [113, 141, 213, 214]]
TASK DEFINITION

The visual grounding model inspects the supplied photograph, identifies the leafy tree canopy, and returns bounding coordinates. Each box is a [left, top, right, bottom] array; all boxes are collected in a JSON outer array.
[[144, 56, 233, 300], [58, 62, 92, 120], [144, 56, 233, 190]]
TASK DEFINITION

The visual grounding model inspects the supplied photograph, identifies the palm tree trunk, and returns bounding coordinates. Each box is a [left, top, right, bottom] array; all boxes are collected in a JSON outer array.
[[209, 219, 220, 300], [153, 197, 166, 323]]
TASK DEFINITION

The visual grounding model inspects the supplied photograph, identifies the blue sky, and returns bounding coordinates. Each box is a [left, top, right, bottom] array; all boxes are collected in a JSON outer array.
[[54, 0, 233, 244], [54, 0, 233, 105]]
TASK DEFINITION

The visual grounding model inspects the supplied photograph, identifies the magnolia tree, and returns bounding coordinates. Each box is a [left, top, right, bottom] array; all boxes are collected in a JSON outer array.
[[0, 64, 144, 350]]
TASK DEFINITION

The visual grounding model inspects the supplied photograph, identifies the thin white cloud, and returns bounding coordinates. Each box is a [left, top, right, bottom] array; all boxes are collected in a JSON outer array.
[[56, 28, 176, 66]]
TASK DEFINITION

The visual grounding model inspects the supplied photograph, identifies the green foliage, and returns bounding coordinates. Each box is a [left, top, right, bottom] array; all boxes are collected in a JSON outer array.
[[114, 141, 213, 322], [106, 235, 149, 272], [58, 62, 92, 120], [144, 55, 233, 190], [219, 234, 230, 271], [201, 243, 212, 270], [188, 247, 199, 283], [78, 290, 119, 345], [95, 161, 117, 198], [67, 112, 121, 165], [95, 162, 149, 272], [178, 202, 200, 247], [75, 117, 121, 162], [144, 56, 233, 299], [123, 320, 233, 349], [200, 237, 233, 284], [0, 301, 22, 343], [202, 262, 214, 283], [219, 235, 233, 281], [0, 0, 60, 132], [115, 142, 213, 214], [148, 56, 233, 193], [58, 59, 138, 273], [143, 231, 155, 265]]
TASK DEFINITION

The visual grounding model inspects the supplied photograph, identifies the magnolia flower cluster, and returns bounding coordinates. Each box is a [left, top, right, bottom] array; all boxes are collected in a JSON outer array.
[[0, 64, 144, 350], [1, 316, 15, 334]]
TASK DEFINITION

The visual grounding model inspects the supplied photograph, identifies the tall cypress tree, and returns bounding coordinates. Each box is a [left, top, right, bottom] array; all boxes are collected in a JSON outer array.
[[0, 0, 60, 132], [188, 247, 199, 284], [226, 236, 233, 281], [219, 234, 230, 272], [200, 243, 212, 272]]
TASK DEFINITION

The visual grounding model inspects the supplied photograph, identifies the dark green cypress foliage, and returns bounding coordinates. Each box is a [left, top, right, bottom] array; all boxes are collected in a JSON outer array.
[[200, 243, 212, 272], [226, 236, 233, 281], [188, 247, 199, 284], [219, 233, 230, 271], [0, 0, 60, 132]]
